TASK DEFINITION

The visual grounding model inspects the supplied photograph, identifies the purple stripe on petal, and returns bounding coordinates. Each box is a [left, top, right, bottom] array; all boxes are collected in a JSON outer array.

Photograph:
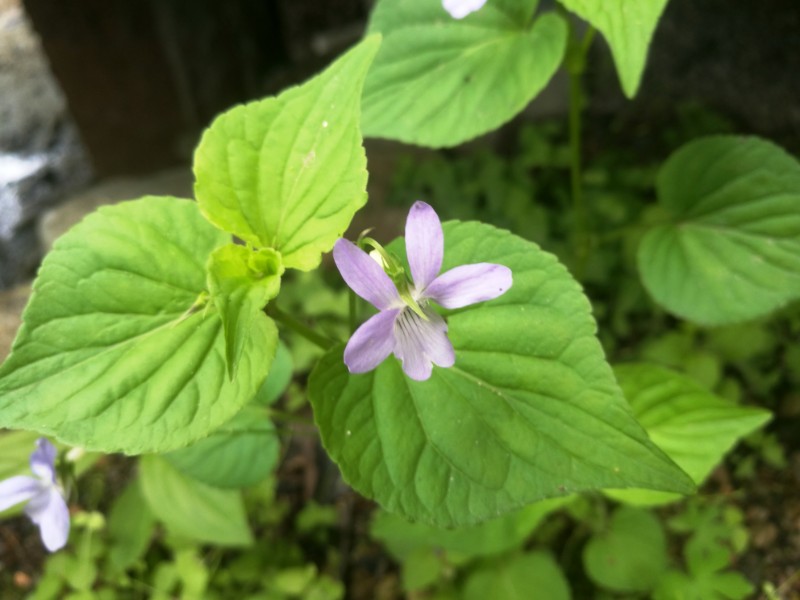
[[393, 308, 453, 381], [27, 488, 70, 552], [30, 438, 57, 482], [344, 309, 400, 373], [333, 239, 401, 310], [393, 309, 428, 380], [0, 476, 42, 512], [419, 310, 455, 368], [424, 263, 512, 309], [405, 201, 443, 290]]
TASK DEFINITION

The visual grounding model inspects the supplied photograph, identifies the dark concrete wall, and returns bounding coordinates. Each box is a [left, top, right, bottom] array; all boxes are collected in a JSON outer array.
[[589, 0, 800, 152], [21, 0, 800, 174], [21, 0, 288, 175]]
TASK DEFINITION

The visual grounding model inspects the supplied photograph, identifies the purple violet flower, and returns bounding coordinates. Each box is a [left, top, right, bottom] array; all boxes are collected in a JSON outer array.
[[442, 0, 488, 19], [333, 201, 512, 381], [0, 438, 69, 552]]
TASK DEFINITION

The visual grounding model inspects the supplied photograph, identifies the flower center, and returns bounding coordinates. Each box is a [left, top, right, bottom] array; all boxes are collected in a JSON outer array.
[[394, 304, 431, 347], [359, 236, 428, 320]]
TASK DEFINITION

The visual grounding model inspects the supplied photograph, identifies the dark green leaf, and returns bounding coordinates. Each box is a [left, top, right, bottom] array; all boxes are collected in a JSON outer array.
[[310, 221, 693, 526], [638, 136, 800, 325], [139, 455, 253, 546], [107, 480, 155, 572], [607, 364, 770, 506], [253, 341, 294, 406], [463, 552, 570, 600], [371, 497, 570, 561], [164, 405, 280, 488], [583, 506, 668, 593], [363, 0, 566, 147]]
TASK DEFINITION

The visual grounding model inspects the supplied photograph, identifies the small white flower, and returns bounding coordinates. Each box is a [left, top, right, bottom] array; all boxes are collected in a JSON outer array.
[[66, 447, 85, 463], [443, 0, 488, 19]]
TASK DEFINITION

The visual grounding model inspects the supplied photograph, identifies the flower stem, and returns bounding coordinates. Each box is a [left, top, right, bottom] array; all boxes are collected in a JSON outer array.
[[269, 408, 315, 426], [265, 304, 336, 351], [564, 15, 595, 278], [348, 289, 358, 334]]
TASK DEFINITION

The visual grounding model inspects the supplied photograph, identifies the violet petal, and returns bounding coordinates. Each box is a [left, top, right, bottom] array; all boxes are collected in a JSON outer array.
[[405, 201, 444, 290], [420, 310, 456, 368], [393, 309, 454, 381], [30, 438, 57, 482], [26, 488, 69, 552], [0, 475, 42, 512], [344, 309, 400, 373], [424, 263, 512, 309], [333, 239, 401, 310]]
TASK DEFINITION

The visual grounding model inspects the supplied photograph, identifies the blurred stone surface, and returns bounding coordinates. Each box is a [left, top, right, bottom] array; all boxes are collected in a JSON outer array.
[[0, 282, 29, 361], [38, 167, 193, 250], [0, 0, 62, 152], [0, 0, 92, 288]]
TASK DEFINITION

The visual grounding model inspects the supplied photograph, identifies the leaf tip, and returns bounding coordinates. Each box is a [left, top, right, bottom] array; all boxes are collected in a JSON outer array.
[[363, 32, 383, 48], [620, 76, 641, 99]]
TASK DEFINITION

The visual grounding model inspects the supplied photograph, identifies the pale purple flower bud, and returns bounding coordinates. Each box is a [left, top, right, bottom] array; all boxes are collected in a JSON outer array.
[[0, 438, 69, 552], [333, 201, 512, 381], [443, 0, 488, 19]]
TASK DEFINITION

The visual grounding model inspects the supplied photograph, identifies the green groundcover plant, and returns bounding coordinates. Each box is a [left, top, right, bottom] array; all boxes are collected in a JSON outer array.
[[0, 0, 794, 597]]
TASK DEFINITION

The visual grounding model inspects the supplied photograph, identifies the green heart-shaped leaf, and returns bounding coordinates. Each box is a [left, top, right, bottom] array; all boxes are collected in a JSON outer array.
[[164, 405, 280, 489], [638, 135, 800, 325], [0, 197, 276, 454], [253, 341, 293, 406], [607, 363, 770, 506], [139, 455, 253, 546], [194, 36, 381, 271], [371, 496, 570, 562], [310, 221, 693, 527], [107, 480, 156, 573], [463, 551, 570, 600], [363, 0, 566, 147], [583, 506, 668, 593]]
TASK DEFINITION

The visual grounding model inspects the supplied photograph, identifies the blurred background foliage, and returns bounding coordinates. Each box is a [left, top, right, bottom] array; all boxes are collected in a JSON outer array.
[[0, 0, 798, 598]]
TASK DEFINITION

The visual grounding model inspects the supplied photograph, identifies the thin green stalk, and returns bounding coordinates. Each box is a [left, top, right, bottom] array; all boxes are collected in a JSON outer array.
[[265, 304, 336, 351], [568, 66, 586, 271], [564, 19, 596, 278], [596, 223, 645, 243], [349, 289, 358, 334], [268, 408, 315, 426]]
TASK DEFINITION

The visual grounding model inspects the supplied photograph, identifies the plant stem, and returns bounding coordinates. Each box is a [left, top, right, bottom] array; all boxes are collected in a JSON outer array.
[[568, 70, 586, 268], [348, 289, 358, 334], [265, 304, 336, 351], [269, 408, 315, 426], [565, 19, 596, 278], [596, 223, 645, 243]]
